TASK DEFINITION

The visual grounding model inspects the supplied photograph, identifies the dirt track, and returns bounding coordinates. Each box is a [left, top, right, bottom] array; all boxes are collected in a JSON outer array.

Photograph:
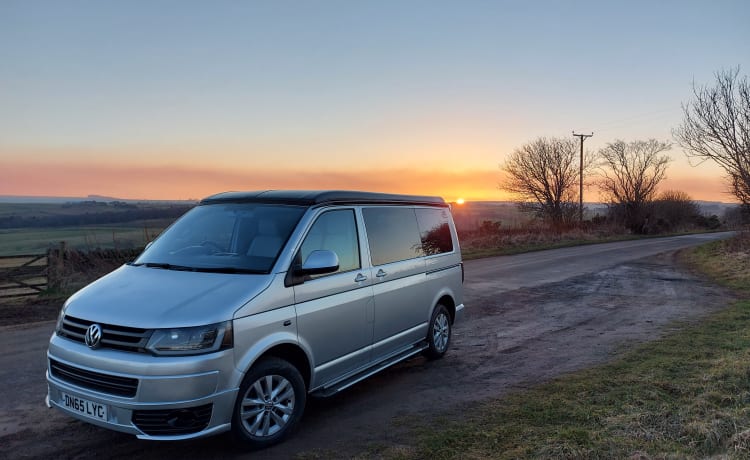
[[0, 234, 734, 459]]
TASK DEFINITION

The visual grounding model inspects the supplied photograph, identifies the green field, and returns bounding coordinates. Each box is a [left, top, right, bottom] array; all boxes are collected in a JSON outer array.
[[0, 200, 188, 256], [0, 222, 167, 255], [0, 202, 68, 218]]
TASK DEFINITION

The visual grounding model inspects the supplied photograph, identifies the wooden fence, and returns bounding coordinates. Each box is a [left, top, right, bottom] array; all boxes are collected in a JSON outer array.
[[0, 243, 143, 301], [0, 254, 48, 299]]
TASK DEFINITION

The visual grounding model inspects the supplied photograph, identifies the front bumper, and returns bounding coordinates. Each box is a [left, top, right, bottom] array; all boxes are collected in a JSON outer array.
[[454, 303, 465, 323], [46, 333, 242, 440]]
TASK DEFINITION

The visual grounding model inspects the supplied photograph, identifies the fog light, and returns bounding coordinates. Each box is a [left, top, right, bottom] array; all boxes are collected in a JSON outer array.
[[167, 410, 198, 428]]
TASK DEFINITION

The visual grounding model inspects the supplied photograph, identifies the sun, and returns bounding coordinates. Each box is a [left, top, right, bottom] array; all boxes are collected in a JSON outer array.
[[456, 198, 465, 205]]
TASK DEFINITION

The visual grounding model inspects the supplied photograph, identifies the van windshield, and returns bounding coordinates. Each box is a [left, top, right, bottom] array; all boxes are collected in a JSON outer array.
[[133, 203, 306, 274]]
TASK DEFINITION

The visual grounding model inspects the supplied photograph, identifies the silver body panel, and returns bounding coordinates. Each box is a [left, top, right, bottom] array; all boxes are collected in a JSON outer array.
[[63, 265, 275, 328], [47, 194, 464, 441]]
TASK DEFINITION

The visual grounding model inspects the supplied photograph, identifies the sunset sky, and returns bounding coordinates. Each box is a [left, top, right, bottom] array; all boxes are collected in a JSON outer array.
[[1, 1, 749, 202]]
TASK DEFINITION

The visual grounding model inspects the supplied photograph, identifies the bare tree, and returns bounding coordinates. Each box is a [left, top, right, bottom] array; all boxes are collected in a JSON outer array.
[[501, 137, 584, 226], [674, 67, 750, 205], [598, 139, 672, 233], [650, 190, 701, 232], [724, 205, 750, 227]]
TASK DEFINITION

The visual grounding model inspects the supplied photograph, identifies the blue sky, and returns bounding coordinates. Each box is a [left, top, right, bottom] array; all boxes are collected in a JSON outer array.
[[1, 0, 748, 200]]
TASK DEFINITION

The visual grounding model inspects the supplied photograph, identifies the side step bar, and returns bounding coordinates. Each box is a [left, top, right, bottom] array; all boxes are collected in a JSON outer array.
[[312, 341, 428, 397]]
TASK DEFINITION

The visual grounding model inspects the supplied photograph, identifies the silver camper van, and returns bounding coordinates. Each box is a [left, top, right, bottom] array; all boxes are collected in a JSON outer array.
[[46, 190, 464, 448]]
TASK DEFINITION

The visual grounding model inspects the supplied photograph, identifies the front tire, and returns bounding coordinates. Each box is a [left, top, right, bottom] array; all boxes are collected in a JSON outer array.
[[424, 304, 451, 360], [231, 357, 306, 450]]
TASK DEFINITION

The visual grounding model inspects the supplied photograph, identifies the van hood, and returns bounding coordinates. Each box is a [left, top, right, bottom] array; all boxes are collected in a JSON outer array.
[[63, 265, 274, 329]]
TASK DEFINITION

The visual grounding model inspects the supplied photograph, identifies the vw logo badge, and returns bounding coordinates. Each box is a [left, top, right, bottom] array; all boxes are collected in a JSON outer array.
[[84, 324, 103, 349]]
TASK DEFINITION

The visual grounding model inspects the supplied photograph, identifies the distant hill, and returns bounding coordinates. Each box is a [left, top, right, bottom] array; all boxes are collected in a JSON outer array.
[[695, 201, 740, 217], [0, 199, 195, 229], [0, 195, 196, 205]]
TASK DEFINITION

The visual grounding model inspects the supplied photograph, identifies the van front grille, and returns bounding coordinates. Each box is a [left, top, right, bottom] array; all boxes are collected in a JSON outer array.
[[49, 359, 139, 397], [58, 315, 151, 353]]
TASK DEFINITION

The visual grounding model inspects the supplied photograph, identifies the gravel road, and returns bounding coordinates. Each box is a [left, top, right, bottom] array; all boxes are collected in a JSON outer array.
[[0, 233, 735, 459]]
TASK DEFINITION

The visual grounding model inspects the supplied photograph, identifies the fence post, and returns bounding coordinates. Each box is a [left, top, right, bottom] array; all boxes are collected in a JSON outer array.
[[48, 241, 66, 291]]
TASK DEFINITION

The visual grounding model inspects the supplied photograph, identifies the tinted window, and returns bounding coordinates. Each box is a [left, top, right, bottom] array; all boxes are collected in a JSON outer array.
[[300, 209, 360, 274], [135, 204, 305, 273], [416, 208, 454, 255], [363, 207, 423, 266]]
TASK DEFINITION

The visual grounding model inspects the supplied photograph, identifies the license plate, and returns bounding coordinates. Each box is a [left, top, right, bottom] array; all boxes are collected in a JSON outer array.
[[61, 392, 108, 422]]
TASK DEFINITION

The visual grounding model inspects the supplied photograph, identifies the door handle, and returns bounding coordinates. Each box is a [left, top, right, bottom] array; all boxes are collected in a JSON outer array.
[[376, 269, 387, 278], [354, 273, 367, 283]]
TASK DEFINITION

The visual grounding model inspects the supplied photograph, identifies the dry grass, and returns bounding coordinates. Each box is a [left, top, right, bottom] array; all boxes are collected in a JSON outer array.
[[459, 224, 635, 259], [686, 230, 750, 293], [47, 248, 141, 293]]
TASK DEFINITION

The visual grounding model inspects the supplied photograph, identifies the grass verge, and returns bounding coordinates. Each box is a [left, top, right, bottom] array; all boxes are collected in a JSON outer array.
[[460, 234, 641, 260], [383, 232, 750, 459], [459, 230, 724, 260]]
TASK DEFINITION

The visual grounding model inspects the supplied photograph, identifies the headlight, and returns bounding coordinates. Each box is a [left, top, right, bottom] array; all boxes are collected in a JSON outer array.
[[54, 307, 67, 334], [146, 321, 233, 356]]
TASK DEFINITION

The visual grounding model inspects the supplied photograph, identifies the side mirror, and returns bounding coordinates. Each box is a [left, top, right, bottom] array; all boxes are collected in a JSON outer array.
[[297, 250, 339, 276]]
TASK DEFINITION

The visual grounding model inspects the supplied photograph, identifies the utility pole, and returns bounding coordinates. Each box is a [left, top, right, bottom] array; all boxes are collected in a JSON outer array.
[[572, 131, 593, 224]]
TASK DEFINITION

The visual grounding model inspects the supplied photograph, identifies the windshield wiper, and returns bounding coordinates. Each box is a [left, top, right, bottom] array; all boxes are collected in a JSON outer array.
[[129, 262, 264, 274], [193, 267, 266, 274], [131, 262, 197, 271]]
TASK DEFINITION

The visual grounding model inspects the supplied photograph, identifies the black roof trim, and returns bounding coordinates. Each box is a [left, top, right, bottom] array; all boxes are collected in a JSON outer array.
[[199, 190, 448, 207]]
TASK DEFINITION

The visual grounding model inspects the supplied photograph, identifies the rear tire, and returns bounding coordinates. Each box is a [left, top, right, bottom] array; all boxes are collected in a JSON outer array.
[[231, 357, 306, 450], [423, 304, 451, 360]]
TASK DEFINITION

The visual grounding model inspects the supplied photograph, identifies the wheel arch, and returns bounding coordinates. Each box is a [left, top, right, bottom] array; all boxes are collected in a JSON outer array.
[[430, 292, 456, 324], [234, 331, 314, 391], [255, 343, 312, 389]]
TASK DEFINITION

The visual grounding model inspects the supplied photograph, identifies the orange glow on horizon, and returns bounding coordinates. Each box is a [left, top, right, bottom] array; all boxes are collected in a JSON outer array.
[[0, 160, 510, 202], [0, 159, 737, 204]]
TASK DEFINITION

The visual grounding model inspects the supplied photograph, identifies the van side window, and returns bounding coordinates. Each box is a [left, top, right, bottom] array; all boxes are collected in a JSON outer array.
[[362, 207, 423, 266], [300, 209, 360, 274], [415, 208, 454, 255]]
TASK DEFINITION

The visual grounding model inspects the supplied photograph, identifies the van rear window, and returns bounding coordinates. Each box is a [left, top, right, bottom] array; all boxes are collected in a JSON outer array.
[[416, 208, 454, 255]]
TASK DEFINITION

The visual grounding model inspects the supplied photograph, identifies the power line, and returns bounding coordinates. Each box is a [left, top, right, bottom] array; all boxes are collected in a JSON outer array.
[[573, 131, 593, 224], [591, 108, 679, 132]]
